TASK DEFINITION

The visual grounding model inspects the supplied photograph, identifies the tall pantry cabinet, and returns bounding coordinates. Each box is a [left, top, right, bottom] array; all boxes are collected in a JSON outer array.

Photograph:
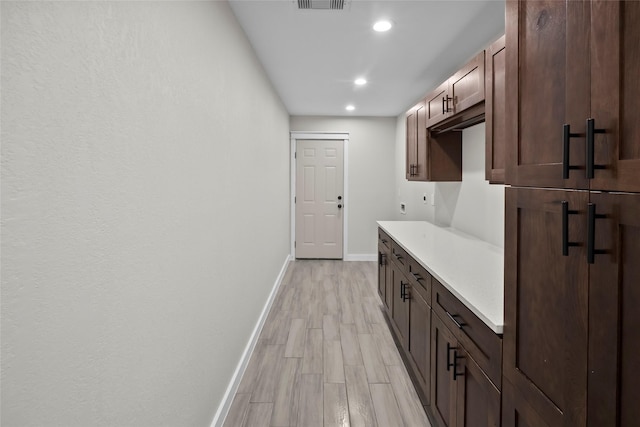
[[503, 1, 640, 426]]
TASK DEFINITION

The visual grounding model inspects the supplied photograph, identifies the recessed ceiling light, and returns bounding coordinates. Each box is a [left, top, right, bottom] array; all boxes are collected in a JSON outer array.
[[346, 105, 355, 111], [373, 20, 392, 32], [355, 78, 367, 86]]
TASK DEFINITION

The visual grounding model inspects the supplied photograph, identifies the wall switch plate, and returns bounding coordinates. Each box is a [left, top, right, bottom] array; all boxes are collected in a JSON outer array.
[[400, 203, 406, 215]]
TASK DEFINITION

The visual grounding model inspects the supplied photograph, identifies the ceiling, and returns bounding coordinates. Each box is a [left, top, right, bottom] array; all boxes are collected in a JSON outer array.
[[228, 0, 505, 117]]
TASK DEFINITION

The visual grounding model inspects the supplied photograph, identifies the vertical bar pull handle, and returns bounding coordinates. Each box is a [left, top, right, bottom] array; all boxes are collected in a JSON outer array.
[[442, 97, 446, 115], [563, 124, 582, 179], [587, 203, 607, 264], [586, 118, 605, 179], [452, 351, 465, 381], [446, 343, 456, 371], [562, 201, 579, 256]]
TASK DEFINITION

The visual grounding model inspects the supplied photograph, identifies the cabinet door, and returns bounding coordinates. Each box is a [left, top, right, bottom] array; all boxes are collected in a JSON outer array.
[[504, 187, 589, 426], [406, 107, 417, 179], [431, 313, 458, 427], [414, 102, 428, 181], [450, 51, 485, 114], [587, 192, 640, 426], [390, 265, 409, 347], [426, 81, 451, 128], [485, 35, 506, 184], [455, 348, 501, 427], [505, 0, 590, 189], [378, 245, 388, 306], [408, 288, 431, 403], [502, 378, 550, 427], [589, 1, 640, 193]]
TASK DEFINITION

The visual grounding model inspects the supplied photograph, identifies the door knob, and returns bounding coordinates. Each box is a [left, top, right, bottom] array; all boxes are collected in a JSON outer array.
[[338, 204, 342, 209], [337, 196, 342, 200]]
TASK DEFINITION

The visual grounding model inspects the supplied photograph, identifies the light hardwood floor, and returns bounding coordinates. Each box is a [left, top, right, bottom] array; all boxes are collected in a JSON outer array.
[[223, 260, 431, 427]]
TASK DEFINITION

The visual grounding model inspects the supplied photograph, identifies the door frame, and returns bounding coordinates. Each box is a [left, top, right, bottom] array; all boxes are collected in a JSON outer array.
[[290, 131, 349, 259]]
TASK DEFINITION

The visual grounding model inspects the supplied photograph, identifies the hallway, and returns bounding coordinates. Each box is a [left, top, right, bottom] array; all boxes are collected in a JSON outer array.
[[223, 260, 430, 427]]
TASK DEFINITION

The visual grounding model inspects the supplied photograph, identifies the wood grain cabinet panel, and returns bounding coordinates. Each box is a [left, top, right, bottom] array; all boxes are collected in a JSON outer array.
[[408, 286, 431, 404], [504, 187, 589, 426], [485, 35, 506, 184], [506, 0, 640, 192], [390, 262, 410, 348], [431, 312, 500, 427], [450, 51, 485, 115], [426, 81, 452, 129], [587, 192, 640, 426]]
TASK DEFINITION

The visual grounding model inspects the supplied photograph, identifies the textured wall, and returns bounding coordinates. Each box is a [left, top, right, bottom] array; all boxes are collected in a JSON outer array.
[[1, 2, 290, 426], [289, 116, 397, 255]]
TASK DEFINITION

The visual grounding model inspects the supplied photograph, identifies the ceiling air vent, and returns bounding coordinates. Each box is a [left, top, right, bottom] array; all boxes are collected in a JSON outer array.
[[297, 0, 347, 10]]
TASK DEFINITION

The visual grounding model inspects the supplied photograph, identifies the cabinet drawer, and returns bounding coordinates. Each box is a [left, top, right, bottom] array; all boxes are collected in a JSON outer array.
[[390, 242, 409, 271], [407, 258, 431, 305], [432, 278, 502, 389], [378, 228, 391, 250]]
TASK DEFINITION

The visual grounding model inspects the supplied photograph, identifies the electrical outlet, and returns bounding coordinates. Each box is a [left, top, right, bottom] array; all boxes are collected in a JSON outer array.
[[400, 203, 406, 215], [423, 193, 428, 204]]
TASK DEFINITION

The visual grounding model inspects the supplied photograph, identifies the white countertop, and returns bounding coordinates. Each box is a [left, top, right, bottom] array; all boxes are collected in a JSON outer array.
[[377, 221, 504, 334]]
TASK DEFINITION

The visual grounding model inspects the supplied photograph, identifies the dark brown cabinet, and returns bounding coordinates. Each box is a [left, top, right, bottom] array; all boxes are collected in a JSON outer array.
[[426, 52, 485, 129], [503, 187, 589, 426], [503, 187, 640, 426], [406, 100, 428, 181], [431, 312, 500, 427], [406, 98, 462, 182], [377, 227, 503, 426], [506, 0, 640, 192], [504, 1, 640, 426], [485, 35, 506, 184], [585, 191, 640, 426], [390, 261, 410, 347], [426, 81, 451, 129]]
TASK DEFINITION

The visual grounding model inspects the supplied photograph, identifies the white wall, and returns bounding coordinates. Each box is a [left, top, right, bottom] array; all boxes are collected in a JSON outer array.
[[290, 116, 397, 256], [1, 2, 290, 426], [394, 117, 505, 248]]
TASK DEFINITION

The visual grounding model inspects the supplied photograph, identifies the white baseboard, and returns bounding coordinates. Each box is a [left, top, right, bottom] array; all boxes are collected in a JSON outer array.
[[210, 254, 292, 427], [344, 253, 377, 262]]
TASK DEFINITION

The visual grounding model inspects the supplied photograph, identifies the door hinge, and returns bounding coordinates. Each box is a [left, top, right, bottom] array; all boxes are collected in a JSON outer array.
[[294, 196, 296, 203], [294, 152, 297, 159], [294, 241, 296, 248]]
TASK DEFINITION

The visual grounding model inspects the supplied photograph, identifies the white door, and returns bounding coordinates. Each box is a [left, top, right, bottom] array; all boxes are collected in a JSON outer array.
[[295, 139, 344, 259]]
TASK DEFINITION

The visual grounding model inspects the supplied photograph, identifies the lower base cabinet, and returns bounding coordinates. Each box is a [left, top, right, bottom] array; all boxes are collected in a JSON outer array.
[[431, 313, 501, 427], [378, 227, 502, 427]]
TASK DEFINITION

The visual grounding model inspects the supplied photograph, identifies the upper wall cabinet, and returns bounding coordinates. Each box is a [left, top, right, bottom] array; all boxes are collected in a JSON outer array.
[[406, 99, 463, 182], [426, 51, 486, 130], [505, 0, 640, 192], [406, 100, 428, 181], [485, 35, 506, 184]]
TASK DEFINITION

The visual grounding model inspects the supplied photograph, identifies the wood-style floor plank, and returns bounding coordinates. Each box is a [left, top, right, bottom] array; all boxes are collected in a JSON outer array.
[[387, 364, 432, 426], [369, 383, 404, 427], [302, 328, 323, 374], [358, 334, 389, 384], [224, 393, 250, 427], [243, 402, 273, 427], [324, 340, 345, 384], [344, 365, 377, 427], [297, 374, 323, 427], [324, 383, 350, 427], [271, 358, 301, 427], [222, 260, 430, 427], [284, 318, 307, 358], [339, 323, 363, 366]]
